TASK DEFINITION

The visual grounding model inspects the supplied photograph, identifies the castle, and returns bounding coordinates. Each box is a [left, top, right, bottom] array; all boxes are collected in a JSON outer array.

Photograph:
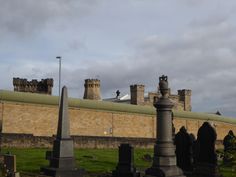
[[83, 79, 192, 111], [12, 77, 191, 111], [13, 77, 53, 95]]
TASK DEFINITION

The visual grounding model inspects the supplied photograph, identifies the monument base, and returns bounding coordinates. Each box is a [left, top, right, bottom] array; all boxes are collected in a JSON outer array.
[[144, 166, 185, 177], [192, 163, 222, 177], [41, 167, 85, 177], [112, 170, 140, 177]]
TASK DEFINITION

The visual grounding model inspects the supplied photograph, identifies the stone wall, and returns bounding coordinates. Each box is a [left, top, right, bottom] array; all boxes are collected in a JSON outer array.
[[1, 101, 155, 138], [0, 133, 224, 149], [0, 90, 236, 144]]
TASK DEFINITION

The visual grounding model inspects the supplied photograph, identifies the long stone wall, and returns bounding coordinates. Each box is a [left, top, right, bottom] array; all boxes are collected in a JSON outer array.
[[0, 90, 236, 143]]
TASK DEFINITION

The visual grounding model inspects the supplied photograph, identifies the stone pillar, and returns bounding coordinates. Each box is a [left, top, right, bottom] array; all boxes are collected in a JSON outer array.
[[145, 75, 185, 177], [130, 84, 145, 105]]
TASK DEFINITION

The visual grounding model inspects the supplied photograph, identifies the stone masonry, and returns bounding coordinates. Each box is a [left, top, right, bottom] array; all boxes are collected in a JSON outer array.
[[13, 77, 53, 95]]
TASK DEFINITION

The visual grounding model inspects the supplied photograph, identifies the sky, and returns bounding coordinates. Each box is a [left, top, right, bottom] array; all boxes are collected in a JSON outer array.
[[0, 0, 236, 117]]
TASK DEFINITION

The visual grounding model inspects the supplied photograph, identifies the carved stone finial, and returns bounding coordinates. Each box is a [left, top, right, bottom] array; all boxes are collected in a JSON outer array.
[[159, 75, 169, 98]]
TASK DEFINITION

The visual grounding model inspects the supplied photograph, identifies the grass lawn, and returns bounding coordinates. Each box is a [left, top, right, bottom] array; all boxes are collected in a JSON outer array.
[[1, 148, 236, 177]]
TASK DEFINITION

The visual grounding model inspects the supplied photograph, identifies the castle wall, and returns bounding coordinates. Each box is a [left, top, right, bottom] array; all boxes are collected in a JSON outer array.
[[1, 100, 236, 141]]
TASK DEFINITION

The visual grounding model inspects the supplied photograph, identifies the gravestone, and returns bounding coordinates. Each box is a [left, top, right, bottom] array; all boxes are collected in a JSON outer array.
[[223, 130, 236, 152], [41, 86, 84, 177], [0, 154, 20, 177], [189, 133, 197, 165], [223, 130, 236, 163], [145, 75, 185, 177], [193, 122, 221, 177], [112, 143, 140, 177], [174, 126, 193, 173]]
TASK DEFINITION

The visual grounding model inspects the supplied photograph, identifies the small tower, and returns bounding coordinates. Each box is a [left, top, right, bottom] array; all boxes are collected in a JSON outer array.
[[178, 89, 192, 111], [45, 78, 54, 95], [130, 84, 145, 105], [83, 79, 101, 100]]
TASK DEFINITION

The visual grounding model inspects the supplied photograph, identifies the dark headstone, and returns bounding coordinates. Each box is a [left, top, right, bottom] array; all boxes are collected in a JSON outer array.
[[223, 130, 236, 152], [223, 130, 236, 163], [174, 126, 193, 173], [41, 86, 84, 177], [193, 122, 221, 177], [189, 133, 197, 165], [144, 75, 185, 177], [112, 143, 140, 177], [0, 154, 20, 177]]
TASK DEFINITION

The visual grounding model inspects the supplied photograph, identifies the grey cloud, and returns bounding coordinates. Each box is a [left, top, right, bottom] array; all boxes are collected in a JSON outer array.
[[0, 0, 101, 37], [57, 14, 236, 117]]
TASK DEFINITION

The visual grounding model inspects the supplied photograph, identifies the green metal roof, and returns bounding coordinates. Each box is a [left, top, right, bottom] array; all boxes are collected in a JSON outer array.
[[0, 90, 236, 124]]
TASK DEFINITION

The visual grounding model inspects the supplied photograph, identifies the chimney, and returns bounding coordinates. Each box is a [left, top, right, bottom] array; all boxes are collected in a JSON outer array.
[[178, 89, 192, 111], [130, 84, 145, 105]]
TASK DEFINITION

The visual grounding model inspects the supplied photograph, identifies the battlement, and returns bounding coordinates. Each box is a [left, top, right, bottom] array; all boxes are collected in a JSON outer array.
[[178, 89, 192, 96], [84, 79, 100, 88], [13, 77, 53, 95], [130, 84, 145, 91]]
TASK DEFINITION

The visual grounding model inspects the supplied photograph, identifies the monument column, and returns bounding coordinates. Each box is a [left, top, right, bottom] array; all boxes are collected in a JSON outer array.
[[145, 75, 185, 177]]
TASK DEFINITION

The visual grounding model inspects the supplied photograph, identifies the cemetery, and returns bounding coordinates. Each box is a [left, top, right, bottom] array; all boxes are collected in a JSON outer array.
[[0, 75, 236, 177]]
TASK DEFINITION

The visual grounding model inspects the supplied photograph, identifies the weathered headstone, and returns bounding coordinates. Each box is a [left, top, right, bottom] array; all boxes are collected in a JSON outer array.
[[223, 130, 236, 163], [174, 126, 193, 173], [41, 86, 84, 177], [193, 122, 221, 177], [223, 130, 236, 152], [145, 75, 185, 177], [0, 154, 20, 177], [112, 143, 140, 177]]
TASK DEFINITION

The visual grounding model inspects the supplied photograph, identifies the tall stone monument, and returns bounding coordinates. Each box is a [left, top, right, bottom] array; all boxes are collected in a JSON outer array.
[[145, 75, 185, 177], [41, 86, 84, 177]]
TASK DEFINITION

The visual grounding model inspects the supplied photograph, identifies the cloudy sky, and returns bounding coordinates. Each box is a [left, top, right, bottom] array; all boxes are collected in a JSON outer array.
[[1, 0, 236, 117]]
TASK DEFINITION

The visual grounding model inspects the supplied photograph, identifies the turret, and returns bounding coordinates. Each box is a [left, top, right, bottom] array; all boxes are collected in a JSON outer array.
[[83, 79, 101, 100]]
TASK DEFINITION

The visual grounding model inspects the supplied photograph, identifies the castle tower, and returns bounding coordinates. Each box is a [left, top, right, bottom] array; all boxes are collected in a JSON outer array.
[[178, 89, 192, 111], [130, 84, 145, 105], [83, 79, 101, 100], [45, 79, 54, 95]]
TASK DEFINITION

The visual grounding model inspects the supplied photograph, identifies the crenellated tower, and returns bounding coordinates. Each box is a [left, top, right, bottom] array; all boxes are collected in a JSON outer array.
[[178, 89, 192, 111], [83, 79, 101, 100], [13, 77, 53, 95]]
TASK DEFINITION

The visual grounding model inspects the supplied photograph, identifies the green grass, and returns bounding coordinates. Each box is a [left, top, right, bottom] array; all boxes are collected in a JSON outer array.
[[1, 148, 236, 177]]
